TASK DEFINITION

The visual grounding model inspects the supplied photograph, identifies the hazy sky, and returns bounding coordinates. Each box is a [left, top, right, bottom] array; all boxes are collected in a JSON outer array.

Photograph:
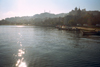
[[0, 0, 100, 20]]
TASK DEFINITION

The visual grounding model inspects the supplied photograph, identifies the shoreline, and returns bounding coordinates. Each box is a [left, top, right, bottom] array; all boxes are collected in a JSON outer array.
[[0, 25, 100, 31]]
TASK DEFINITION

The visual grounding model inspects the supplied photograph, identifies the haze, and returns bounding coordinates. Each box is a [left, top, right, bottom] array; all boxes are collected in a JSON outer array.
[[0, 0, 100, 20]]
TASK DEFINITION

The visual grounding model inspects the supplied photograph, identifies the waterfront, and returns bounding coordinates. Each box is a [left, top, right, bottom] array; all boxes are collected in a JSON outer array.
[[0, 25, 100, 67]]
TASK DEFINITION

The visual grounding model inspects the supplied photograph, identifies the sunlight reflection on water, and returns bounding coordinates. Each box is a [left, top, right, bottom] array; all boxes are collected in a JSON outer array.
[[15, 32, 27, 67], [15, 47, 27, 67], [18, 49, 25, 57], [16, 26, 24, 28]]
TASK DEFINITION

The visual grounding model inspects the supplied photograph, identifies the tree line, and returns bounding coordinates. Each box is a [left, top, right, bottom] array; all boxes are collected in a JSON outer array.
[[0, 7, 100, 27]]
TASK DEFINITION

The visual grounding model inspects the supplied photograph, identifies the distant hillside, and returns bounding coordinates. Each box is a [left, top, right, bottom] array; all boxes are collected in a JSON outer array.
[[56, 13, 68, 17], [0, 12, 67, 24], [32, 12, 67, 19], [5, 16, 32, 23], [0, 7, 100, 27]]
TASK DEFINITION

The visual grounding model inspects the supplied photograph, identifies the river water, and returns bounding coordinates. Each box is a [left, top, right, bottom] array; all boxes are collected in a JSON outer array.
[[0, 25, 100, 67]]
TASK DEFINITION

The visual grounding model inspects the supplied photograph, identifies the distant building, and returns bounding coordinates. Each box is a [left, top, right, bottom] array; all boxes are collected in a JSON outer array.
[[82, 9, 86, 12], [78, 8, 80, 11], [75, 7, 78, 11], [69, 7, 87, 16], [87, 11, 100, 16], [83, 24, 88, 26], [77, 24, 81, 26], [96, 24, 100, 26]]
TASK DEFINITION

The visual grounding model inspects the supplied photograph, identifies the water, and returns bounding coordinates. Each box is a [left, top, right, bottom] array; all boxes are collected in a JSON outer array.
[[0, 25, 100, 67]]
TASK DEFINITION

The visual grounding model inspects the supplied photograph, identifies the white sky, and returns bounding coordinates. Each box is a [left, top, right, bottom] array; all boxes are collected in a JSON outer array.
[[0, 0, 100, 20]]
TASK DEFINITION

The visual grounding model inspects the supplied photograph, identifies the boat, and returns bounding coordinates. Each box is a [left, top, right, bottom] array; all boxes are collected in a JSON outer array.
[[80, 30, 98, 36]]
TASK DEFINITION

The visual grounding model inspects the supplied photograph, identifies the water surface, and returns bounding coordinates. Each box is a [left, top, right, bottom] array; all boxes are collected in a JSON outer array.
[[0, 25, 100, 67]]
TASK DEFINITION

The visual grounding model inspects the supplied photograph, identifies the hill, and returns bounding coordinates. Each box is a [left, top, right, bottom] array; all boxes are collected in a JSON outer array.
[[0, 7, 100, 27], [0, 12, 67, 25]]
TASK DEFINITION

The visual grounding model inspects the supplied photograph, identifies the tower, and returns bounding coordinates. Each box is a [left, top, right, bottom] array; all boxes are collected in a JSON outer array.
[[75, 7, 77, 11]]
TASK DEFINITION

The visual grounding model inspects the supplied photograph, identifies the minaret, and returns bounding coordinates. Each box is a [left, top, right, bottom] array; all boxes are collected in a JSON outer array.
[[78, 6, 81, 11]]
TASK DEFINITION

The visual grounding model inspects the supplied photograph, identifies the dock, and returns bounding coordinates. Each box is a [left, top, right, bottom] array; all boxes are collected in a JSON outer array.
[[56, 25, 100, 36]]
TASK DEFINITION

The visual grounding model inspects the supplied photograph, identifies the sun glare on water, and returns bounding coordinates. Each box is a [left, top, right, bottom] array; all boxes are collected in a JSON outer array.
[[17, 26, 24, 27]]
